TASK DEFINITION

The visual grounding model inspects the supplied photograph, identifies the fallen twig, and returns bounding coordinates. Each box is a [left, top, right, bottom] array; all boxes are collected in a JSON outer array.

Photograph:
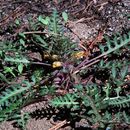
[[49, 120, 69, 130]]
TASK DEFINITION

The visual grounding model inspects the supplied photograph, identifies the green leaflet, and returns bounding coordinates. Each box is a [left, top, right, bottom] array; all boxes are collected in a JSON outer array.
[[51, 93, 79, 108], [0, 72, 10, 84], [103, 95, 130, 108], [100, 32, 130, 56], [0, 81, 31, 109]]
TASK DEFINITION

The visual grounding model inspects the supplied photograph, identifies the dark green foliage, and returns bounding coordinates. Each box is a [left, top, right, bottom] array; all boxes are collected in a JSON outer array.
[[49, 9, 61, 34], [50, 32, 130, 128], [11, 112, 30, 130], [0, 82, 31, 109], [51, 83, 130, 127], [99, 32, 130, 56], [51, 93, 79, 108], [106, 95, 130, 108], [0, 80, 33, 123]]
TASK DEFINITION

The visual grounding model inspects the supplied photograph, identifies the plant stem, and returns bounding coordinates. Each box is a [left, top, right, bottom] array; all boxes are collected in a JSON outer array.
[[86, 95, 102, 121]]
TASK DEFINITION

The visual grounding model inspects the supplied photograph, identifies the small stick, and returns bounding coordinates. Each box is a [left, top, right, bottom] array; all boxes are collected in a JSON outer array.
[[30, 61, 51, 66], [23, 31, 47, 35], [23, 31, 60, 36], [49, 120, 69, 130]]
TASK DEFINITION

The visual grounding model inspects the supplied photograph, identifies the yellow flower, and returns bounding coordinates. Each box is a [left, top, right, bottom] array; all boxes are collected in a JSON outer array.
[[51, 54, 60, 61], [52, 61, 62, 68], [43, 52, 60, 61], [72, 51, 86, 59], [43, 53, 50, 59]]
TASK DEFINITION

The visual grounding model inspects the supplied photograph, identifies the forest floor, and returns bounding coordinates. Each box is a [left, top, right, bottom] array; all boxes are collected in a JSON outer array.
[[0, 0, 130, 130]]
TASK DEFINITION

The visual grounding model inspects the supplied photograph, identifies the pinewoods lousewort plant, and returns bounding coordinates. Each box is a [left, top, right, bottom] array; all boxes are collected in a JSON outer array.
[[0, 9, 130, 130]]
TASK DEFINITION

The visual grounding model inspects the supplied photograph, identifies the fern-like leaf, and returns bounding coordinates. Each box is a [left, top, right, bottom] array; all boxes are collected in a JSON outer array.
[[51, 93, 79, 108], [100, 32, 130, 56], [0, 98, 23, 122], [49, 9, 61, 35], [0, 81, 31, 109], [104, 95, 130, 108], [12, 112, 30, 130], [122, 111, 130, 124]]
